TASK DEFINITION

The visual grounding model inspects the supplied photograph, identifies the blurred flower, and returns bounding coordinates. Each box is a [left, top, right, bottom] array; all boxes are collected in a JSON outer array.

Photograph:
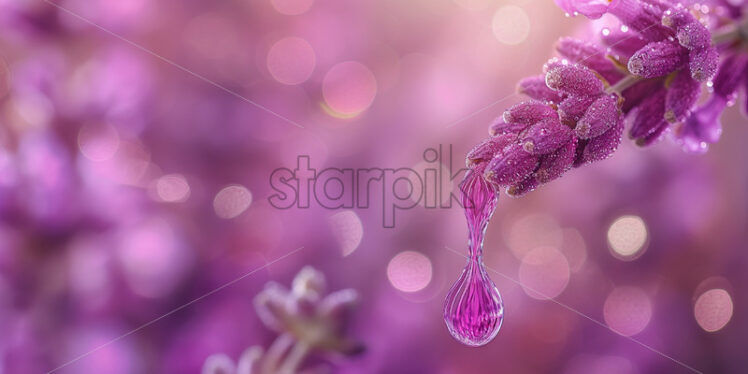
[[203, 267, 362, 374]]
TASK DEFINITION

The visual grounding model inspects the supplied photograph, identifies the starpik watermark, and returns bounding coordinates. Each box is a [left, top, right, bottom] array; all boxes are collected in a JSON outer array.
[[268, 145, 473, 228]]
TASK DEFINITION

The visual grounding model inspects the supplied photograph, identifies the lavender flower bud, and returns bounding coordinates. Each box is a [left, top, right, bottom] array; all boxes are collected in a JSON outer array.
[[558, 95, 597, 124], [502, 100, 558, 126], [534, 137, 578, 184], [676, 22, 712, 50], [636, 120, 669, 146], [630, 89, 667, 139], [628, 40, 687, 78], [293, 266, 326, 296], [600, 27, 648, 58], [505, 176, 538, 197], [555, 37, 623, 82], [689, 46, 719, 82], [517, 75, 564, 103], [661, 7, 694, 29], [488, 118, 527, 136], [484, 143, 539, 186], [673, 96, 726, 153], [608, 0, 672, 40], [582, 116, 624, 163], [546, 65, 604, 96], [665, 70, 700, 123], [554, 0, 612, 19], [521, 118, 573, 155], [467, 133, 517, 166], [576, 93, 620, 138], [713, 53, 748, 100]]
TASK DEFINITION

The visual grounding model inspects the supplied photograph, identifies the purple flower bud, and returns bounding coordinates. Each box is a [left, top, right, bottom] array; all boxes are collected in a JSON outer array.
[[630, 88, 666, 139], [665, 70, 701, 123], [576, 93, 620, 138], [546, 65, 604, 96], [505, 176, 538, 197], [689, 46, 719, 82], [483, 143, 539, 186], [543, 57, 567, 73], [582, 116, 624, 163], [488, 118, 527, 136], [558, 95, 597, 124], [555, 37, 623, 83], [534, 137, 578, 184], [673, 96, 726, 153], [502, 100, 558, 126], [467, 133, 517, 166], [554, 0, 613, 19], [628, 40, 687, 78], [676, 22, 712, 50], [661, 7, 694, 29], [521, 118, 573, 155], [517, 75, 564, 103], [600, 27, 648, 58], [636, 120, 670, 146], [713, 53, 748, 100], [608, 0, 672, 40]]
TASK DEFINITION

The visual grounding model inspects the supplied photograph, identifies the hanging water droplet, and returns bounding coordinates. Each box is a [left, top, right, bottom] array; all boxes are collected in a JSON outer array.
[[444, 170, 504, 347]]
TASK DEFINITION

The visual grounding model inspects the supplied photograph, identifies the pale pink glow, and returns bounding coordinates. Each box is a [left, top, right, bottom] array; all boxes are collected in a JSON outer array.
[[694, 289, 733, 332], [267, 37, 316, 85], [117, 219, 190, 298], [561, 228, 587, 272], [518, 246, 570, 299], [79, 140, 151, 187], [271, 0, 314, 15], [506, 214, 563, 259], [322, 61, 378, 117], [607, 215, 648, 260], [492, 5, 531, 45], [387, 251, 433, 293], [329, 210, 364, 257], [78, 123, 120, 162], [603, 287, 653, 336], [213, 185, 253, 219], [155, 174, 191, 203]]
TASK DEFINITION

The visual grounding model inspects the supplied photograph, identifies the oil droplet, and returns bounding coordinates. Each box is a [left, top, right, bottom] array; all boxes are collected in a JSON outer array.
[[443, 170, 504, 346]]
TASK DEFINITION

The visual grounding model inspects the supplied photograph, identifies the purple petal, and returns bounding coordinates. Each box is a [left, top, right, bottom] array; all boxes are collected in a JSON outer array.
[[488, 118, 528, 136], [546, 65, 604, 96], [582, 116, 625, 163], [555, 37, 624, 83], [505, 176, 539, 197], [630, 88, 667, 139], [621, 78, 665, 112], [608, 0, 672, 40], [676, 22, 712, 50], [636, 120, 670, 146], [576, 93, 621, 138], [554, 0, 614, 18], [661, 7, 695, 29], [502, 100, 558, 126], [673, 96, 726, 153], [467, 133, 517, 166], [600, 26, 648, 59], [713, 53, 748, 101], [483, 144, 539, 186], [628, 40, 687, 78], [534, 137, 578, 184], [689, 46, 719, 82], [517, 75, 564, 103], [665, 69, 701, 123], [521, 118, 573, 155], [558, 95, 597, 124]]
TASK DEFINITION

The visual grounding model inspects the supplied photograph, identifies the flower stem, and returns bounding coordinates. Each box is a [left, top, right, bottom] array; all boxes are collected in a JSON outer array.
[[606, 74, 643, 95], [278, 341, 311, 374]]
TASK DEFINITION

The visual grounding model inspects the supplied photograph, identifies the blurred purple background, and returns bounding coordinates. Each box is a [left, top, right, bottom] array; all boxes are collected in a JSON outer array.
[[0, 0, 746, 373]]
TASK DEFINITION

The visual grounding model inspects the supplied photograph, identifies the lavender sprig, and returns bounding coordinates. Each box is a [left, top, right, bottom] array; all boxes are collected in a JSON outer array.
[[470, 0, 748, 196]]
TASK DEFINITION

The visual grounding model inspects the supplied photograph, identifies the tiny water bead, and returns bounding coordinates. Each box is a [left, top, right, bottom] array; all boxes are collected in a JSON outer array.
[[443, 170, 504, 347]]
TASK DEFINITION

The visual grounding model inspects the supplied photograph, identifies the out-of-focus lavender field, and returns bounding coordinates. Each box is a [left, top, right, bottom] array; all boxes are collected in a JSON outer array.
[[0, 0, 746, 373]]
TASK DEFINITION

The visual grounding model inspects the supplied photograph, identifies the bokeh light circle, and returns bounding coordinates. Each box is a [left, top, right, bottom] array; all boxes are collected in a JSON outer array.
[[213, 185, 253, 219], [492, 5, 531, 45], [607, 215, 648, 260], [78, 123, 120, 162], [603, 287, 652, 336], [271, 0, 314, 15], [694, 289, 733, 332], [518, 246, 571, 300], [267, 37, 316, 85], [387, 251, 433, 293], [155, 174, 191, 203], [329, 210, 364, 257], [322, 61, 378, 117]]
